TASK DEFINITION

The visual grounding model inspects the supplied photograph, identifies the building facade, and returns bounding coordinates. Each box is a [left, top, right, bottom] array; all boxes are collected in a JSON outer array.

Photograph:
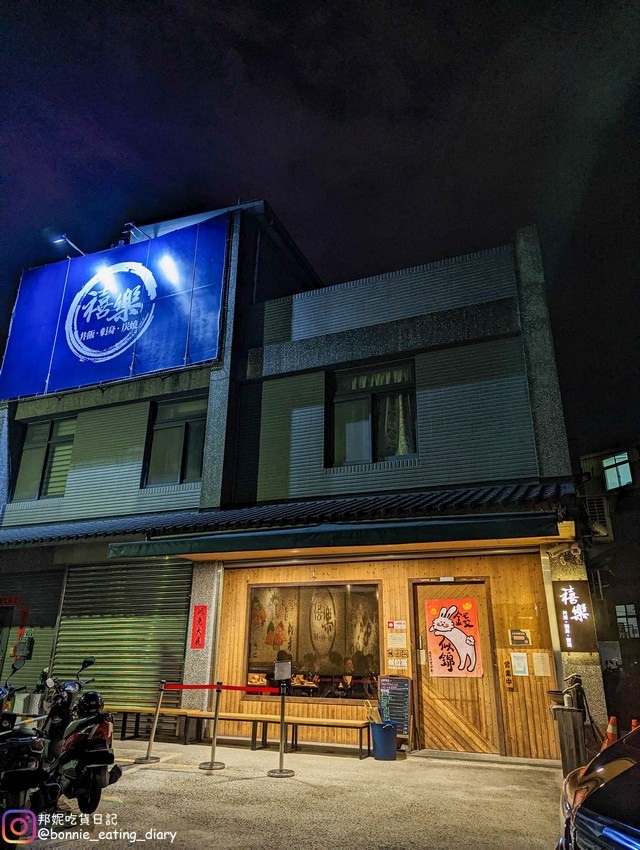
[[0, 201, 605, 759]]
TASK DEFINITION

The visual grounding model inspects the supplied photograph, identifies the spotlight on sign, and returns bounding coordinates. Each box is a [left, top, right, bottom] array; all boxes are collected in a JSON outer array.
[[50, 233, 86, 256]]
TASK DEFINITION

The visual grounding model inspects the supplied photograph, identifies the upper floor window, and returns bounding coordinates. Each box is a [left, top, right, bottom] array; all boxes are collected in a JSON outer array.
[[616, 604, 639, 639], [12, 418, 76, 500], [330, 362, 416, 466], [144, 397, 207, 486], [602, 452, 632, 490]]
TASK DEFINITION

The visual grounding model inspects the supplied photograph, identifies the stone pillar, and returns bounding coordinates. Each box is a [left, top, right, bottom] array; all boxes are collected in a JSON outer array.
[[513, 226, 572, 478], [181, 561, 224, 711], [542, 546, 607, 730]]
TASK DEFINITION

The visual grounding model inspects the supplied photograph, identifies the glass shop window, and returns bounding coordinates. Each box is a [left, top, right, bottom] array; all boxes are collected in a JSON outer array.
[[144, 397, 207, 486], [12, 417, 77, 501], [330, 362, 416, 466], [247, 584, 380, 700]]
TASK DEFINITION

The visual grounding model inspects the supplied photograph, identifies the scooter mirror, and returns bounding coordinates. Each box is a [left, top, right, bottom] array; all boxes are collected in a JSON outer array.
[[11, 658, 26, 673], [80, 656, 96, 671]]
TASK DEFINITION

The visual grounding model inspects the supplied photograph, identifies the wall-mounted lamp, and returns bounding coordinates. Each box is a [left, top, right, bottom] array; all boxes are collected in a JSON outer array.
[[51, 233, 86, 256]]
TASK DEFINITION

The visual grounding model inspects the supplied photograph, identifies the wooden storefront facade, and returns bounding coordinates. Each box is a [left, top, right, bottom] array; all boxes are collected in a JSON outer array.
[[187, 536, 568, 761]]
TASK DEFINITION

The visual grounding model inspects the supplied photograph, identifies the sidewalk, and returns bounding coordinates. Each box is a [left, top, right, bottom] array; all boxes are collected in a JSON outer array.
[[30, 738, 564, 850]]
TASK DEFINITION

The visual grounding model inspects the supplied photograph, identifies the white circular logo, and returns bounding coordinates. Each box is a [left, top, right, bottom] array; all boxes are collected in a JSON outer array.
[[65, 261, 157, 362]]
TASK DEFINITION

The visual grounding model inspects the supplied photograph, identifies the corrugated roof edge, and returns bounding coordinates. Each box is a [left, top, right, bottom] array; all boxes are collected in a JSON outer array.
[[0, 480, 575, 548]]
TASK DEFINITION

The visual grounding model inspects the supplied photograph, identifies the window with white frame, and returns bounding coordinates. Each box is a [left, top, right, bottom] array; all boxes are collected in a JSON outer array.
[[330, 362, 417, 466], [616, 604, 639, 639], [144, 397, 207, 486], [602, 452, 632, 490], [12, 418, 77, 500]]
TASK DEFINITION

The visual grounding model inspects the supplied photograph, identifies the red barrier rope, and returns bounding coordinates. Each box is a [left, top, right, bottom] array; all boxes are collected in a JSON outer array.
[[163, 682, 279, 695]]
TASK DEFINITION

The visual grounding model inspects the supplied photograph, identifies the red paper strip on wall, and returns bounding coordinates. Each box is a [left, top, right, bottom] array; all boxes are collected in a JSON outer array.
[[190, 604, 208, 650]]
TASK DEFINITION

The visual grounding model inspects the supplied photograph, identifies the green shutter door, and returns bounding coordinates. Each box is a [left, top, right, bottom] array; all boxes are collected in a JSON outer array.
[[52, 561, 192, 709]]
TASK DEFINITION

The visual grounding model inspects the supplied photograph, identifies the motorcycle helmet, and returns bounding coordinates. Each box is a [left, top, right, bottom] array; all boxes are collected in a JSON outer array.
[[76, 690, 104, 716]]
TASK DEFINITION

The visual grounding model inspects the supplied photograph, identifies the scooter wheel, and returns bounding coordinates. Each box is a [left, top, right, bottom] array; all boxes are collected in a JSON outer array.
[[77, 783, 101, 814]]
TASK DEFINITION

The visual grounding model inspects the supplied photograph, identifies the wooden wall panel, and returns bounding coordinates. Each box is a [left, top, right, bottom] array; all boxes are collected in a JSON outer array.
[[211, 552, 560, 759]]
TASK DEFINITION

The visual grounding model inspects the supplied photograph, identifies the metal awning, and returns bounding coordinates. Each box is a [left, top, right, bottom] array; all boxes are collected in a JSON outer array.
[[108, 512, 560, 560]]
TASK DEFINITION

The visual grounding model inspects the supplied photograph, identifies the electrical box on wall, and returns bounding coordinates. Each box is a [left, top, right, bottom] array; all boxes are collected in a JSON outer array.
[[15, 635, 34, 660]]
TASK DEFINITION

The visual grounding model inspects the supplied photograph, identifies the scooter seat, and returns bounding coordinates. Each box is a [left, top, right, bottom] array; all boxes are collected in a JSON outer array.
[[3, 727, 39, 738]]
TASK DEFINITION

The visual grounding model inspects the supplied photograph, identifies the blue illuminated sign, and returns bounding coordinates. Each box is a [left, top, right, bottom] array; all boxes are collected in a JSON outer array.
[[0, 216, 228, 398]]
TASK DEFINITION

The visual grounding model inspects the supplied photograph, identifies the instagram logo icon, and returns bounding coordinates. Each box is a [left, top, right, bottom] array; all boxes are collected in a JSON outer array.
[[1, 810, 37, 843]]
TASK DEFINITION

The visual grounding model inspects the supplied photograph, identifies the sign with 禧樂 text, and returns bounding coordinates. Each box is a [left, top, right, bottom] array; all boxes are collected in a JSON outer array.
[[552, 581, 598, 652], [0, 216, 228, 399]]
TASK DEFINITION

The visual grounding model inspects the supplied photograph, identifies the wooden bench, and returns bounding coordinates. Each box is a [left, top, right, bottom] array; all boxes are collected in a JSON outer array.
[[107, 706, 277, 748], [107, 706, 371, 758], [284, 716, 371, 759]]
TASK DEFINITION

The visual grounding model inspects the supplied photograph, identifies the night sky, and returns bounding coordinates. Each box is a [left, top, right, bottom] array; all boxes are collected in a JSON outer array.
[[2, 2, 638, 457]]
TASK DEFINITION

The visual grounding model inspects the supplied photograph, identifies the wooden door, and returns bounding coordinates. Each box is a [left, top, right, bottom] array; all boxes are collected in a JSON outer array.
[[414, 581, 503, 754]]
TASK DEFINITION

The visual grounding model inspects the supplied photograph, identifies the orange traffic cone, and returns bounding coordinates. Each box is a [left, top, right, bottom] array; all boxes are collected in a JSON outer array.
[[601, 716, 618, 750], [631, 718, 639, 730]]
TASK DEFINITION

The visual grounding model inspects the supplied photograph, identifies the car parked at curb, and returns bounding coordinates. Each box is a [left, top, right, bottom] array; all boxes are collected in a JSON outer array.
[[557, 725, 640, 849]]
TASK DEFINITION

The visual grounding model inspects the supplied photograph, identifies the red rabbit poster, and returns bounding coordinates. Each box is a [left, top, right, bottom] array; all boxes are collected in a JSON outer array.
[[425, 598, 483, 678]]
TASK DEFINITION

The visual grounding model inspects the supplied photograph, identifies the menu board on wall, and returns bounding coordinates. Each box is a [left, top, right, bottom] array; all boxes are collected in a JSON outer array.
[[378, 675, 411, 736]]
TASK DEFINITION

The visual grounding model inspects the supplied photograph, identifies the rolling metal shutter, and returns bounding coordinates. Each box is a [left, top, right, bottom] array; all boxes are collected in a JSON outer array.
[[52, 561, 192, 710], [0, 567, 65, 689]]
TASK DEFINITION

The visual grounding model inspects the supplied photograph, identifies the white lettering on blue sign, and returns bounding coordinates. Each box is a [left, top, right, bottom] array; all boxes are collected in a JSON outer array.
[[64, 262, 157, 363]]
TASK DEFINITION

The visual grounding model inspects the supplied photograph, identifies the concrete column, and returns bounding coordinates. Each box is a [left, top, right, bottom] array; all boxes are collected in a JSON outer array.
[[181, 561, 224, 710], [513, 226, 572, 478], [542, 546, 607, 729]]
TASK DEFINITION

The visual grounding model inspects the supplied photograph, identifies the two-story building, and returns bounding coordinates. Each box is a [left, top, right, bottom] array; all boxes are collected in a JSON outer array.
[[0, 200, 605, 759]]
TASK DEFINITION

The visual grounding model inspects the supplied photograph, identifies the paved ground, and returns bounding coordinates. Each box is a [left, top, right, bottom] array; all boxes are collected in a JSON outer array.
[[26, 739, 564, 850]]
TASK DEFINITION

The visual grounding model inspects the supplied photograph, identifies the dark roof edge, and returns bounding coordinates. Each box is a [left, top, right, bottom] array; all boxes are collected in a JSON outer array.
[[108, 513, 561, 560], [0, 481, 574, 549]]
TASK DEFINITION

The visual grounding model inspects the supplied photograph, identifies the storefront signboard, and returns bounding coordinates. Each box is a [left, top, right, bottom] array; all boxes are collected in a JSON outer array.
[[552, 580, 598, 652], [0, 215, 228, 398]]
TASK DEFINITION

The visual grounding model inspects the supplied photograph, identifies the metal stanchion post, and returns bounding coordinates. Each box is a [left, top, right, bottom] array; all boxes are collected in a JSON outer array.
[[268, 682, 294, 778], [134, 680, 165, 764], [199, 681, 225, 771]]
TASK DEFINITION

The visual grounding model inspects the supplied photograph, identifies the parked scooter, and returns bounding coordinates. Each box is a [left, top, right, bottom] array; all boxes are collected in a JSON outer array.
[[0, 659, 52, 818], [0, 659, 25, 713], [38, 656, 121, 814]]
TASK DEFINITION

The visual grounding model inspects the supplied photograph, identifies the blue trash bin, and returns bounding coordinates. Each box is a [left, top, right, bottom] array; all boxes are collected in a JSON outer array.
[[371, 720, 397, 760]]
